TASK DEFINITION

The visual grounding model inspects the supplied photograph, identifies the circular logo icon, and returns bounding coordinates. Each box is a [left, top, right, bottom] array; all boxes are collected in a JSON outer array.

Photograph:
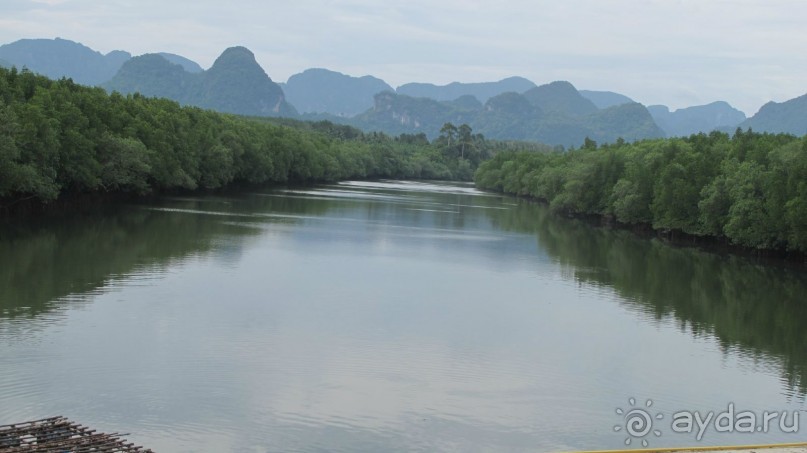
[[615, 398, 663, 447]]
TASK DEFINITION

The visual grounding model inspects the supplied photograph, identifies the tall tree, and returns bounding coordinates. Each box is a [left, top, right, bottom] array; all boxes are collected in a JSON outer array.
[[458, 123, 472, 159], [440, 122, 457, 146]]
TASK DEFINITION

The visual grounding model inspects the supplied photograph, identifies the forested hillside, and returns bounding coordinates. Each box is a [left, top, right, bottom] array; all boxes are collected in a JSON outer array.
[[0, 67, 501, 206], [475, 131, 807, 252], [354, 86, 664, 147], [105, 47, 297, 117], [1, 38, 773, 146]]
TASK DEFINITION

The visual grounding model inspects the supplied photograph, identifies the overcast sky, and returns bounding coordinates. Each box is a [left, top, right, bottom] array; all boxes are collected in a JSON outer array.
[[1, 0, 805, 115]]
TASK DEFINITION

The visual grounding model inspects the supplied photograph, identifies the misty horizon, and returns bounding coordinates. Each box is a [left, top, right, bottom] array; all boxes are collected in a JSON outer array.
[[1, 0, 805, 116]]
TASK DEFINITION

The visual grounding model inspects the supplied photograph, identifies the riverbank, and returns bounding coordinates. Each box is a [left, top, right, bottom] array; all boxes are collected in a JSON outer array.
[[0, 66, 485, 214], [563, 200, 806, 265], [474, 133, 807, 257]]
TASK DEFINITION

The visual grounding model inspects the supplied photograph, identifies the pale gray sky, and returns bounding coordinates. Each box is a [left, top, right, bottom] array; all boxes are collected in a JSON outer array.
[[1, 0, 806, 115]]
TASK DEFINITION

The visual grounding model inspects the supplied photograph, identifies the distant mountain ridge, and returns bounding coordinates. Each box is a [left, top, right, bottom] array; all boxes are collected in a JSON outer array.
[[579, 90, 634, 109], [104, 54, 188, 100], [396, 76, 536, 102], [282, 68, 393, 116], [523, 81, 598, 116], [0, 38, 131, 85], [648, 101, 746, 137], [0, 36, 802, 144], [739, 94, 807, 136], [105, 47, 296, 117], [352, 91, 476, 138], [0, 38, 206, 87], [158, 52, 204, 73], [351, 81, 665, 147]]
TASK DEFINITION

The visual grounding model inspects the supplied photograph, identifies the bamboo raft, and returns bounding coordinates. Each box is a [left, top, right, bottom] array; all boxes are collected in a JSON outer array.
[[0, 417, 153, 452]]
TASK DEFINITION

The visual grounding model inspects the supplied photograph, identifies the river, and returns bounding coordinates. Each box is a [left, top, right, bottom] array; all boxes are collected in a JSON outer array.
[[1, 180, 806, 451]]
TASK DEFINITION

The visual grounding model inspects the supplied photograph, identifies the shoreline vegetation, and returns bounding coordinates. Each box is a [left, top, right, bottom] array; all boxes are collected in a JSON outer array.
[[1, 66, 539, 215], [2, 66, 806, 262], [474, 132, 807, 259]]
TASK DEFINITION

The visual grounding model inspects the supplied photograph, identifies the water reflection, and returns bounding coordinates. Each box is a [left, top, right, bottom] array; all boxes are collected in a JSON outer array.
[[486, 203, 807, 397], [0, 203, 259, 322], [1, 180, 806, 451]]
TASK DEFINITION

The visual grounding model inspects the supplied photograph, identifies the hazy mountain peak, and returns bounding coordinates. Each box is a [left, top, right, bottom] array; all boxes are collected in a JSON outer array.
[[284, 67, 393, 116], [0, 37, 131, 85], [106, 49, 132, 61], [105, 46, 296, 117], [157, 52, 203, 73], [396, 76, 537, 103], [648, 101, 746, 137], [579, 90, 635, 109], [297, 67, 344, 77], [740, 93, 807, 135], [210, 46, 260, 71], [523, 80, 598, 116], [197, 46, 294, 116], [125, 53, 175, 67], [546, 80, 576, 90], [104, 54, 189, 101]]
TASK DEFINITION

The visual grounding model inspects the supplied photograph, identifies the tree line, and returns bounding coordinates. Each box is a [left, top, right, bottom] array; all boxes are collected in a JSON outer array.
[[0, 67, 512, 207], [475, 130, 807, 252]]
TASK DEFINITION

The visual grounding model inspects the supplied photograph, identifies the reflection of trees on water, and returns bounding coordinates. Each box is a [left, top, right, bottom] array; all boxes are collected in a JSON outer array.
[[0, 191, 337, 321], [487, 200, 807, 396], [4, 185, 807, 397]]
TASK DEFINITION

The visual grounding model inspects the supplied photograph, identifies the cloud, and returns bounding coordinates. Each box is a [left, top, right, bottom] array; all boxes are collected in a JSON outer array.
[[0, 0, 805, 114]]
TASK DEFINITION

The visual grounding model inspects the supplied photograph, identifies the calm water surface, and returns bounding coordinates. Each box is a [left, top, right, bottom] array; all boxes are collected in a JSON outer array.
[[1, 180, 806, 451]]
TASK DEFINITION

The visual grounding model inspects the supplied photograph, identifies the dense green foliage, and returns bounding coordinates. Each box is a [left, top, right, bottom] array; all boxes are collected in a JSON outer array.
[[105, 47, 297, 117], [4, 37, 805, 146], [475, 130, 807, 252], [0, 67, 502, 205]]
